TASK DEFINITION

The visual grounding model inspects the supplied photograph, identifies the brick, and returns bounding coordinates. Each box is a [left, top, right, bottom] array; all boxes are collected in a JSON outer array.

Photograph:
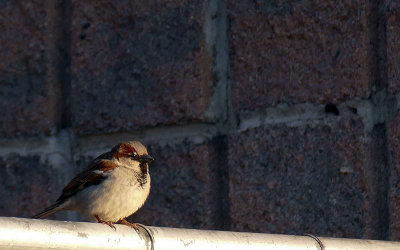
[[0, 1, 62, 137], [70, 1, 214, 135], [387, 1, 400, 93], [74, 139, 227, 230], [388, 114, 400, 240], [227, 0, 374, 112], [0, 154, 60, 218], [228, 119, 388, 239]]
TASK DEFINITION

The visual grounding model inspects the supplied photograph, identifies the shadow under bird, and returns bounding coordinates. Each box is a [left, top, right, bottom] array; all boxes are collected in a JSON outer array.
[[32, 141, 153, 231]]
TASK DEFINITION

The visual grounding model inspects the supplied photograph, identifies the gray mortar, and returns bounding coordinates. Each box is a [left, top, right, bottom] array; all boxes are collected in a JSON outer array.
[[237, 90, 400, 135], [75, 122, 219, 156], [204, 0, 231, 127]]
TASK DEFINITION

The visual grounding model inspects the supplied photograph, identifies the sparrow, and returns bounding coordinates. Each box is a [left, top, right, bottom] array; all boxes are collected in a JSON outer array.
[[32, 141, 153, 231]]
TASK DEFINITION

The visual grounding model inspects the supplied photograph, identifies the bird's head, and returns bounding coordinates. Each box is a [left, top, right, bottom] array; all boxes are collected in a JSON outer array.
[[112, 141, 154, 168]]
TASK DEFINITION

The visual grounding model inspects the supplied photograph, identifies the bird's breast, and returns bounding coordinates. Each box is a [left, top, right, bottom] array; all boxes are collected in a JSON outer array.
[[76, 166, 151, 222]]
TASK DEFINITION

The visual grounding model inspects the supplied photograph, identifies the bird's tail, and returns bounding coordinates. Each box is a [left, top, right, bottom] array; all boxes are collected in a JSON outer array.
[[32, 202, 65, 219]]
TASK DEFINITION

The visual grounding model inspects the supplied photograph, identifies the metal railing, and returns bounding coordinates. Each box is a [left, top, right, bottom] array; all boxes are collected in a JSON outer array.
[[0, 217, 398, 249]]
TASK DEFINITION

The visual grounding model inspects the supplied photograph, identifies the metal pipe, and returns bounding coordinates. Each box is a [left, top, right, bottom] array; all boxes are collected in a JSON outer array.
[[0, 217, 398, 249]]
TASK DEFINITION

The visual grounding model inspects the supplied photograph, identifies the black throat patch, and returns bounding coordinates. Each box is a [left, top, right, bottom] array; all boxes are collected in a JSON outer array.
[[136, 163, 149, 188]]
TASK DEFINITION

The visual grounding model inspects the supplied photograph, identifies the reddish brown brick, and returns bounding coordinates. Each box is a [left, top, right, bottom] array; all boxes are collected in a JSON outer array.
[[228, 119, 388, 239], [388, 114, 400, 240], [70, 1, 214, 135], [75, 139, 227, 229], [0, 154, 60, 218], [227, 0, 374, 111], [0, 1, 62, 137], [387, 1, 400, 93]]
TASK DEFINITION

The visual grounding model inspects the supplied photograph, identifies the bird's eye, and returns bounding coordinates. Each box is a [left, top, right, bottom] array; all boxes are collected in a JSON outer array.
[[131, 152, 138, 158]]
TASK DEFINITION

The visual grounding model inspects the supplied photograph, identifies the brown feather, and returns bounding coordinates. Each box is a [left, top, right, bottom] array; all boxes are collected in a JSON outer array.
[[56, 154, 118, 202]]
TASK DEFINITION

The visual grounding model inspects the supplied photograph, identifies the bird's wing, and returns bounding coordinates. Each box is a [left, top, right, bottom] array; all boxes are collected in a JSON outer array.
[[56, 153, 118, 202]]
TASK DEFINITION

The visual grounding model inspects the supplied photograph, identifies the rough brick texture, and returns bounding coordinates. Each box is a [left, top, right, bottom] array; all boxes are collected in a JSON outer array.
[[74, 139, 228, 230], [0, 154, 59, 218], [70, 1, 214, 135], [228, 119, 389, 239], [0, 1, 61, 137], [387, 0, 400, 93], [388, 115, 400, 240], [0, 0, 399, 243], [227, 0, 374, 111]]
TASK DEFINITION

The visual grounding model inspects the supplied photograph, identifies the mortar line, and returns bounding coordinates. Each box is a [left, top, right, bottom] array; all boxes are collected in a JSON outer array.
[[44, 0, 64, 129], [368, 0, 390, 239], [238, 90, 400, 133], [1, 91, 399, 155], [204, 0, 231, 132], [207, 0, 231, 230], [0, 123, 218, 156]]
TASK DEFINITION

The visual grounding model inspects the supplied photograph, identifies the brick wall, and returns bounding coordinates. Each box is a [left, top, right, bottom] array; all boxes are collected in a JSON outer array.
[[0, 0, 399, 241]]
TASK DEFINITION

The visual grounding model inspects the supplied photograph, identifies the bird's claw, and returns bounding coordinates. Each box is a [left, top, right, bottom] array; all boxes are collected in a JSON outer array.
[[120, 218, 140, 232], [95, 214, 116, 231], [103, 221, 116, 231]]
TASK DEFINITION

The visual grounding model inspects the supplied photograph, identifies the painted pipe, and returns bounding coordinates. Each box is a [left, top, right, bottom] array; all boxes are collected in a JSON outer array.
[[0, 217, 397, 249]]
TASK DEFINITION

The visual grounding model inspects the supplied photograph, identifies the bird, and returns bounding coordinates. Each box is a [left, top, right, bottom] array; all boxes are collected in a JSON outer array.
[[32, 141, 153, 231]]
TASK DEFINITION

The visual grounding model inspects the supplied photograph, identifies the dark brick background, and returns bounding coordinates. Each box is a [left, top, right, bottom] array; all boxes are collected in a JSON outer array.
[[0, 154, 59, 218], [0, 0, 399, 242], [228, 0, 374, 111], [70, 1, 214, 135], [0, 1, 62, 137], [228, 119, 388, 239]]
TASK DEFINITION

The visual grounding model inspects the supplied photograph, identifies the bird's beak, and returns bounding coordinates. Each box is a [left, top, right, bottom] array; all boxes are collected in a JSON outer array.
[[139, 154, 154, 163]]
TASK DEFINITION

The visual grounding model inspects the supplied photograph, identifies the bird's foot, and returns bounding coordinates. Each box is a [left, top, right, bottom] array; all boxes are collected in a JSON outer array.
[[94, 214, 116, 231], [119, 218, 140, 232]]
